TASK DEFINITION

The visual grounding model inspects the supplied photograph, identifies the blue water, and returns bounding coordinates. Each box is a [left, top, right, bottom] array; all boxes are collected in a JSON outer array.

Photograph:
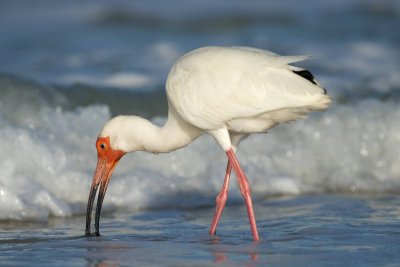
[[1, 0, 400, 266], [1, 195, 400, 266]]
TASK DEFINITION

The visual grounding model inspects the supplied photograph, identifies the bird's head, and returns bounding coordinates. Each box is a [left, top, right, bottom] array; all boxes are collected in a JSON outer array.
[[85, 115, 169, 235], [85, 116, 142, 236]]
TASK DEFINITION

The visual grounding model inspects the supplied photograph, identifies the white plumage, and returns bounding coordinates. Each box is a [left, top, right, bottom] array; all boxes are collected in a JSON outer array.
[[86, 46, 331, 241], [167, 46, 329, 132]]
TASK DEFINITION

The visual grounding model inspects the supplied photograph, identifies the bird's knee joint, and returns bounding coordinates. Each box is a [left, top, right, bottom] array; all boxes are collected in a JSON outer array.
[[241, 191, 251, 199], [216, 192, 228, 203], [239, 185, 251, 196]]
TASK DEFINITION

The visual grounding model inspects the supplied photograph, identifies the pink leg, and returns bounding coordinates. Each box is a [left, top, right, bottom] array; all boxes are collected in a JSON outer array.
[[226, 148, 260, 241], [209, 160, 232, 235]]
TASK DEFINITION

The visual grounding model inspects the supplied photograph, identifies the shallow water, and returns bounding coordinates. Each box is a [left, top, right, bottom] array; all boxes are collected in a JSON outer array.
[[1, 194, 399, 267]]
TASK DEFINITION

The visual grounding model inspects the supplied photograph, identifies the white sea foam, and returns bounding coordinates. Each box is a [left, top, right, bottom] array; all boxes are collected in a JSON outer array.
[[0, 99, 399, 221]]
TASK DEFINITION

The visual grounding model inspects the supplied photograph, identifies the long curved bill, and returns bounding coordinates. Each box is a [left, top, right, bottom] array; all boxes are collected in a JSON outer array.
[[85, 145, 124, 236]]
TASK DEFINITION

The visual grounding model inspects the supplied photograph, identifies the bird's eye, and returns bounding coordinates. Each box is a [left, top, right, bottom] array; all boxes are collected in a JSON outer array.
[[100, 143, 106, 149]]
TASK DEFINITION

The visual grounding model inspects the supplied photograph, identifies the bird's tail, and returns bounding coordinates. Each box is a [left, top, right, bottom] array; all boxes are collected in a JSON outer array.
[[308, 94, 332, 111], [279, 55, 311, 65]]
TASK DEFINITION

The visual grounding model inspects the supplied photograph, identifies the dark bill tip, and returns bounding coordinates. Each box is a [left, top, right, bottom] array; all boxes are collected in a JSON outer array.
[[94, 176, 111, 236], [85, 181, 100, 236]]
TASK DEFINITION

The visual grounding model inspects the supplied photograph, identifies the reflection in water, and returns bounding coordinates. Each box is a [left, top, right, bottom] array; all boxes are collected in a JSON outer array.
[[82, 233, 264, 267], [211, 237, 260, 266], [90, 262, 119, 267], [84, 236, 134, 267]]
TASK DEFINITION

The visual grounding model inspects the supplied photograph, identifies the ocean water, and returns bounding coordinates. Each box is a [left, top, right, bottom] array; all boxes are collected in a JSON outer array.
[[0, 0, 400, 266], [1, 195, 400, 267]]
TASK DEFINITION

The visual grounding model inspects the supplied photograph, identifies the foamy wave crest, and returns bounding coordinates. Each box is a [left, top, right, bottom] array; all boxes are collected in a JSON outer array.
[[0, 105, 109, 220], [0, 100, 399, 221]]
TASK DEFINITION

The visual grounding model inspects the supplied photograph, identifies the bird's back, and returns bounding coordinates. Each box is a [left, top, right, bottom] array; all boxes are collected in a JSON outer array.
[[166, 46, 331, 131]]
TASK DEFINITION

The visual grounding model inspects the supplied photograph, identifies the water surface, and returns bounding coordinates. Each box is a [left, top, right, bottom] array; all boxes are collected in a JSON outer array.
[[1, 195, 399, 266]]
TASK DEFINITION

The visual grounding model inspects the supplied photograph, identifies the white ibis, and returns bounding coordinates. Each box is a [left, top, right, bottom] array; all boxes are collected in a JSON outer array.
[[85, 46, 331, 241]]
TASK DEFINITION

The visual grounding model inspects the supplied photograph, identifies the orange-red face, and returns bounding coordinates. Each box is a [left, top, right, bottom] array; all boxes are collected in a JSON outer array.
[[95, 136, 125, 163], [85, 136, 125, 236]]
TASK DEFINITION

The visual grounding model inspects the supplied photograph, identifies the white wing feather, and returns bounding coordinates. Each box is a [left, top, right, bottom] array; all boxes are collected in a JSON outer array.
[[167, 46, 330, 130]]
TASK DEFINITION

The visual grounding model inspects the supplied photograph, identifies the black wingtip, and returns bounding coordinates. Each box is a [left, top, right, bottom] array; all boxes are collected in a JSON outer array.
[[293, 69, 317, 85]]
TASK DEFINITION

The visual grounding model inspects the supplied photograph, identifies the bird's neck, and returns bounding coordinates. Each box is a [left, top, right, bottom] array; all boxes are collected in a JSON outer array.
[[138, 109, 201, 154]]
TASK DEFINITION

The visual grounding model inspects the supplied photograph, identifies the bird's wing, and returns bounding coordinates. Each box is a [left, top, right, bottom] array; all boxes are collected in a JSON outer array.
[[167, 46, 328, 130], [232, 46, 311, 67]]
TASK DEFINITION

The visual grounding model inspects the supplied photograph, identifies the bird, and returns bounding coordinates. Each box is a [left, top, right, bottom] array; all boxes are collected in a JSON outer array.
[[85, 46, 331, 241]]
